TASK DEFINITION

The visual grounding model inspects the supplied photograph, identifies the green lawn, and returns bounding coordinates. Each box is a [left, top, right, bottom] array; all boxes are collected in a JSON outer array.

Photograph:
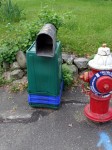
[[1, 0, 112, 56]]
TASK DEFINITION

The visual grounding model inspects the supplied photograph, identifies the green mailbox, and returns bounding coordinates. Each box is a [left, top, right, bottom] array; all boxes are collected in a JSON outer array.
[[26, 24, 63, 109]]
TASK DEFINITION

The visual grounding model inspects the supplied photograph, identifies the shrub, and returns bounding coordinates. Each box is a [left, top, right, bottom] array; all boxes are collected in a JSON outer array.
[[0, 21, 40, 64], [38, 6, 63, 30], [62, 64, 74, 88]]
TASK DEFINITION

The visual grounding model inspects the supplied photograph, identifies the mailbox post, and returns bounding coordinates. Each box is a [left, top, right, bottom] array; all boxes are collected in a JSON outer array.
[[26, 24, 63, 109]]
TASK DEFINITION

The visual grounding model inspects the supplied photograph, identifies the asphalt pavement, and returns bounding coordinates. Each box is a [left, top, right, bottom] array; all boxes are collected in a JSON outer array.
[[0, 86, 112, 150]]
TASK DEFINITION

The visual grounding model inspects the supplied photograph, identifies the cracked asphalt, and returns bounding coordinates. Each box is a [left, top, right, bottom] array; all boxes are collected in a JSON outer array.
[[0, 86, 112, 150]]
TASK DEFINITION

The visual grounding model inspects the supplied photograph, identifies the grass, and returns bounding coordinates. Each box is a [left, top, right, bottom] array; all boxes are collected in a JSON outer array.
[[0, 0, 112, 56]]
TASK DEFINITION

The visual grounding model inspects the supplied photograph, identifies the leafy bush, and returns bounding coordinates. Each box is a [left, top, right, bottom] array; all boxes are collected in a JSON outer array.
[[62, 64, 74, 88], [0, 0, 24, 22], [38, 6, 63, 30], [0, 6, 64, 65], [0, 21, 40, 64]]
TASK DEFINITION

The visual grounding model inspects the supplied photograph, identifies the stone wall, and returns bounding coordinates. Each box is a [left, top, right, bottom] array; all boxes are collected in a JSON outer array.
[[2, 51, 89, 86]]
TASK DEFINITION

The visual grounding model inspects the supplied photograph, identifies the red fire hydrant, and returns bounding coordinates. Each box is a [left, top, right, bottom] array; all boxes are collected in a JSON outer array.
[[80, 44, 112, 122]]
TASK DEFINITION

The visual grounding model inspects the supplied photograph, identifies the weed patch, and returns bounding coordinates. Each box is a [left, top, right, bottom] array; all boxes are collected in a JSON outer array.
[[0, 0, 24, 22]]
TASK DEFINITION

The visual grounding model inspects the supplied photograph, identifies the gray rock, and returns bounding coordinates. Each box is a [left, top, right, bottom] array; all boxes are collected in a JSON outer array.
[[12, 76, 27, 85], [3, 62, 10, 70], [2, 71, 11, 81], [11, 69, 24, 80], [10, 62, 20, 71], [67, 55, 75, 65], [74, 57, 89, 69], [62, 53, 75, 64], [62, 53, 69, 63], [16, 51, 26, 69]]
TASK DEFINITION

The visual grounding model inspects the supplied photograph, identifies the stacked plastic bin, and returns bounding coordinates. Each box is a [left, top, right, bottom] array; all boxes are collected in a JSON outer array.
[[26, 24, 63, 109]]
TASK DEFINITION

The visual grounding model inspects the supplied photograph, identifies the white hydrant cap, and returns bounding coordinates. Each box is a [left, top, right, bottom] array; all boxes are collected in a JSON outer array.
[[88, 44, 112, 70]]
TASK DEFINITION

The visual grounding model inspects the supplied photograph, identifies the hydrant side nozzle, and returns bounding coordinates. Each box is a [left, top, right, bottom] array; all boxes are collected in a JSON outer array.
[[80, 72, 90, 82], [80, 74, 84, 79]]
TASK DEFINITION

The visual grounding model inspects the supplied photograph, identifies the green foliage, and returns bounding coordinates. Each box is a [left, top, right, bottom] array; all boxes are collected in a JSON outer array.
[[38, 6, 63, 30], [0, 21, 40, 64], [0, 0, 3, 7], [0, 0, 5, 7], [62, 64, 74, 88], [0, 6, 64, 64], [0, 0, 24, 22]]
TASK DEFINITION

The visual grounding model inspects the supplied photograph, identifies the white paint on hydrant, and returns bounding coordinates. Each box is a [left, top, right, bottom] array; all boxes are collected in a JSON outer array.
[[88, 44, 112, 70]]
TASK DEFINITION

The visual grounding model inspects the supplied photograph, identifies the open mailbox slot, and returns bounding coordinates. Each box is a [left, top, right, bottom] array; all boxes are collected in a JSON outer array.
[[36, 24, 56, 57]]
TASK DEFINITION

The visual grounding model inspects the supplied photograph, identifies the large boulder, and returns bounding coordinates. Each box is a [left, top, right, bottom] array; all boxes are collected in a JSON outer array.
[[16, 51, 26, 69]]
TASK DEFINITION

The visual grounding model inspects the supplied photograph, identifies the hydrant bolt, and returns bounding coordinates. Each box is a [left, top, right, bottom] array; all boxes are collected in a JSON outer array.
[[104, 84, 109, 90]]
